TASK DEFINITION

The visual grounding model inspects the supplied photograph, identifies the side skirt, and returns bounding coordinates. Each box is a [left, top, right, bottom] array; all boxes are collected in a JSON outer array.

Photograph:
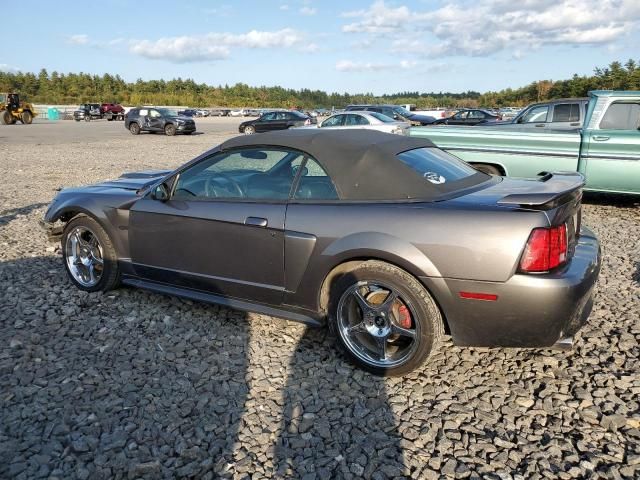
[[121, 276, 324, 328]]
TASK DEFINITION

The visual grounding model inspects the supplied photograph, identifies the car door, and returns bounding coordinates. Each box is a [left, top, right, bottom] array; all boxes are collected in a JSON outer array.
[[583, 101, 640, 194], [128, 147, 305, 305], [320, 114, 345, 128], [147, 109, 164, 131], [447, 111, 468, 125], [549, 102, 582, 130], [253, 112, 273, 133], [343, 114, 370, 130], [516, 105, 550, 128], [465, 110, 485, 125]]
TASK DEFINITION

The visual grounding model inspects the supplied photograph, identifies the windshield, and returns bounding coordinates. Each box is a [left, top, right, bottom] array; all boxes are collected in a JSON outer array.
[[397, 148, 482, 185], [159, 108, 178, 116], [369, 112, 395, 123], [393, 106, 413, 117]]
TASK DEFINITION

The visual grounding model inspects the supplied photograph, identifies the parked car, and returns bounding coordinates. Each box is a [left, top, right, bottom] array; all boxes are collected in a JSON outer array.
[[410, 90, 640, 195], [431, 109, 501, 126], [73, 103, 102, 122], [178, 109, 198, 117], [482, 99, 589, 130], [195, 109, 210, 117], [499, 107, 522, 120], [125, 107, 196, 136], [308, 111, 409, 135], [210, 109, 230, 117], [345, 104, 436, 126], [100, 103, 125, 121], [229, 109, 245, 117], [43, 129, 601, 376], [243, 109, 261, 117], [239, 110, 311, 134]]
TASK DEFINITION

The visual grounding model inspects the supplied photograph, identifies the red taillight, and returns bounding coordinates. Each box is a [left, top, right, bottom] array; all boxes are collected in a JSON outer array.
[[519, 225, 568, 273]]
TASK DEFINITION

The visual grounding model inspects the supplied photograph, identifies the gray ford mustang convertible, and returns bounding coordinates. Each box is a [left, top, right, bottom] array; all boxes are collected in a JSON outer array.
[[43, 129, 601, 375]]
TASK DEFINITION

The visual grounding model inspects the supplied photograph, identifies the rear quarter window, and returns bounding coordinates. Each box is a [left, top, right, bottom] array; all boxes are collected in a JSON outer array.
[[397, 148, 483, 185], [599, 102, 640, 130]]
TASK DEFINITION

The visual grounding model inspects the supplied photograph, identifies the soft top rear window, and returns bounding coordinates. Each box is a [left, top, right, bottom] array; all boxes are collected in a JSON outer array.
[[397, 147, 484, 186]]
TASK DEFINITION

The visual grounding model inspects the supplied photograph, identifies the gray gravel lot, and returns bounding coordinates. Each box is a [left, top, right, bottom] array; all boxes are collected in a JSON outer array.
[[0, 120, 639, 479]]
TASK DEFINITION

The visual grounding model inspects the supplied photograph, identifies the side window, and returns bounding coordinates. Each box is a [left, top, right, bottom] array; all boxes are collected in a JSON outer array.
[[139, 109, 149, 116], [294, 158, 339, 200], [599, 102, 640, 130], [149, 109, 161, 118], [520, 105, 549, 123], [453, 111, 467, 119], [173, 149, 303, 201], [552, 103, 580, 122], [344, 114, 368, 126], [275, 112, 288, 120], [467, 110, 484, 119], [354, 115, 369, 125], [321, 115, 343, 127]]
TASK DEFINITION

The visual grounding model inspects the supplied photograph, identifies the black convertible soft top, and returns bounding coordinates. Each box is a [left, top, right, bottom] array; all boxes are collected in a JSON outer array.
[[218, 129, 487, 201]]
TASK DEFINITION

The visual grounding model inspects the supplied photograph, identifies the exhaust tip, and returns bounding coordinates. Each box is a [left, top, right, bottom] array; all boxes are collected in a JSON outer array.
[[552, 336, 574, 351]]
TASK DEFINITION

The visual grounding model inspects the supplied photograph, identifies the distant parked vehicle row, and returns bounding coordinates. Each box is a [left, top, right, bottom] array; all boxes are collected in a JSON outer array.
[[74, 103, 125, 121], [125, 107, 196, 136]]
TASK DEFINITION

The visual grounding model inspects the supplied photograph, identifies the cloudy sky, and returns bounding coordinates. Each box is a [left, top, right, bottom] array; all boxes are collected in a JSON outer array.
[[3, 0, 639, 94]]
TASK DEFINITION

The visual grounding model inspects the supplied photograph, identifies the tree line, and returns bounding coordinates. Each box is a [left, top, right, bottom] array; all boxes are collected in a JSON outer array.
[[0, 60, 638, 109]]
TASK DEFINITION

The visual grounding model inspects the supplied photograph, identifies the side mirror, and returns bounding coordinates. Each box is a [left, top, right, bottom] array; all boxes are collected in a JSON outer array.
[[153, 183, 170, 201]]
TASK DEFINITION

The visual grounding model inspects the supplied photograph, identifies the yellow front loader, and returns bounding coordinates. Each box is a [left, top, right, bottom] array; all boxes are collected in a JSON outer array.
[[0, 92, 36, 125]]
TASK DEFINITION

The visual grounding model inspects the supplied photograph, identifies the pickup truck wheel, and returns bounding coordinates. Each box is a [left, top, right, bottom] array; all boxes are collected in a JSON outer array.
[[473, 164, 502, 176], [164, 124, 176, 136], [329, 260, 443, 376], [84, 115, 91, 122], [129, 123, 141, 135], [62, 215, 120, 292]]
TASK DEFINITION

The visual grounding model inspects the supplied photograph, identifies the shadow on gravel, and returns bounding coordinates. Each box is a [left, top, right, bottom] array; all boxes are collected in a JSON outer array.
[[273, 270, 406, 478], [0, 255, 250, 479], [0, 202, 48, 226], [633, 261, 640, 287], [0, 256, 405, 479]]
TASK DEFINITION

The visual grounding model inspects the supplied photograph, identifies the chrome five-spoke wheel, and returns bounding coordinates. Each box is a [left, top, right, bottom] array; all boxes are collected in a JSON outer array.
[[337, 281, 419, 368], [65, 226, 104, 287]]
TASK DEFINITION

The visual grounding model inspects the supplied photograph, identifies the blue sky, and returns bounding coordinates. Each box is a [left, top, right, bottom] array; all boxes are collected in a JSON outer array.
[[2, 0, 639, 95]]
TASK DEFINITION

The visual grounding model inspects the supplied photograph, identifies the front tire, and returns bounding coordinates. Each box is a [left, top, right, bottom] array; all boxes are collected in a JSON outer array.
[[61, 215, 120, 292], [164, 124, 176, 136], [243, 125, 255, 135], [129, 123, 141, 135], [328, 261, 443, 376]]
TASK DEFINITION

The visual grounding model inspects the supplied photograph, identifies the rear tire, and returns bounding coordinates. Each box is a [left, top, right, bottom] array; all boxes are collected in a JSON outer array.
[[328, 260, 443, 376], [0, 111, 7, 125], [473, 164, 502, 176], [21, 111, 33, 124], [85, 115, 91, 122], [61, 215, 120, 293], [129, 123, 141, 135], [243, 125, 255, 135]]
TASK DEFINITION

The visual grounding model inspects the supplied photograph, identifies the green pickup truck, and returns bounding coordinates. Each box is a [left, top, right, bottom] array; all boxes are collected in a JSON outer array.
[[410, 91, 640, 195]]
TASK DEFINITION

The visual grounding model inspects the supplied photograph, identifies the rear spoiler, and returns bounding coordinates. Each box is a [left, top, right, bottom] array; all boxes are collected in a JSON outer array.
[[497, 172, 585, 208]]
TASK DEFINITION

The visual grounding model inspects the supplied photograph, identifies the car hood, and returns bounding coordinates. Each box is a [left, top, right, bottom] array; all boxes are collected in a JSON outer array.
[[62, 170, 172, 194]]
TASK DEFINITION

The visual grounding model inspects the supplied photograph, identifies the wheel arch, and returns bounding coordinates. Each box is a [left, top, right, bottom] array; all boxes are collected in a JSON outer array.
[[317, 256, 451, 335]]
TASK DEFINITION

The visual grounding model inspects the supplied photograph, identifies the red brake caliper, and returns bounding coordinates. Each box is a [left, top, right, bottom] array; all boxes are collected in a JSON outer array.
[[397, 304, 412, 329]]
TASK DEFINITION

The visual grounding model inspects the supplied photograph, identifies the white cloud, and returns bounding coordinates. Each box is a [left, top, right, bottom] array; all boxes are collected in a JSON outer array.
[[67, 34, 89, 45], [341, 0, 640, 57], [336, 59, 419, 72], [300, 6, 317, 16], [279, 4, 289, 10], [129, 29, 307, 63], [299, 42, 319, 53], [0, 63, 20, 73]]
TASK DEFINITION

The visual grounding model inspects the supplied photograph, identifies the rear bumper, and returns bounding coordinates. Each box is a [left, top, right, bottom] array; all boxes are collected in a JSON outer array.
[[421, 226, 601, 347]]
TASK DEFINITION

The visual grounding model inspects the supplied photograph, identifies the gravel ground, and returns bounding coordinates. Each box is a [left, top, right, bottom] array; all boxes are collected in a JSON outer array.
[[0, 124, 639, 479]]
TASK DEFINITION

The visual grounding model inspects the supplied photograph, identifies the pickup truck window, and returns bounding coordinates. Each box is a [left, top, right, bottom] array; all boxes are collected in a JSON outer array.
[[599, 102, 640, 130], [521, 105, 549, 123], [552, 104, 580, 122]]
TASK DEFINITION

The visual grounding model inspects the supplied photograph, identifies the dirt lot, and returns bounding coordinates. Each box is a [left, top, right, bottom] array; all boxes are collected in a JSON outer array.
[[0, 119, 639, 479]]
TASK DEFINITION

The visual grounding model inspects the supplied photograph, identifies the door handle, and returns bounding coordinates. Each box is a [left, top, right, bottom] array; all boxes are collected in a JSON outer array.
[[592, 135, 610, 141], [570, 122, 580, 126], [535, 124, 545, 127], [245, 217, 268, 227]]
